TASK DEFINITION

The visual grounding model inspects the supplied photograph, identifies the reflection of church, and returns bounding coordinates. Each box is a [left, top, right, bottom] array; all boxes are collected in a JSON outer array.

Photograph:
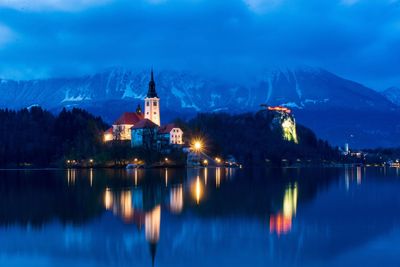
[[103, 70, 184, 148]]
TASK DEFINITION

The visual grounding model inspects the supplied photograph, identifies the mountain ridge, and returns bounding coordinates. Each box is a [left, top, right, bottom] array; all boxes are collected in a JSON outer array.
[[0, 66, 399, 147]]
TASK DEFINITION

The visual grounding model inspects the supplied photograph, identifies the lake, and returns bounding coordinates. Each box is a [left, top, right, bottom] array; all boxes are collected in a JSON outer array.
[[0, 167, 400, 267]]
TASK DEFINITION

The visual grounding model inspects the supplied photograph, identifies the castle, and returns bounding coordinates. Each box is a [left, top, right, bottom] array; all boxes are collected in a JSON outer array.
[[103, 70, 184, 148]]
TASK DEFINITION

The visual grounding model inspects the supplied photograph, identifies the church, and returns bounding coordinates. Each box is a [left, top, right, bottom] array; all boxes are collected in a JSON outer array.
[[103, 70, 184, 148]]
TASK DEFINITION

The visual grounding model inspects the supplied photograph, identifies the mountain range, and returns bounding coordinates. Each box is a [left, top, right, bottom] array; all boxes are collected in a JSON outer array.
[[0, 66, 399, 148]]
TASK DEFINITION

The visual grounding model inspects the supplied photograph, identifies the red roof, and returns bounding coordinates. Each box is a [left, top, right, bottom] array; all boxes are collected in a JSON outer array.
[[268, 106, 291, 114], [113, 112, 144, 125], [105, 127, 113, 134], [158, 123, 178, 134], [131, 119, 158, 130]]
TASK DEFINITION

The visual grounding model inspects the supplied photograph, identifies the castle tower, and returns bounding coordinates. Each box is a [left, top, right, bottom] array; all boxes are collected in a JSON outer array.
[[144, 69, 160, 126]]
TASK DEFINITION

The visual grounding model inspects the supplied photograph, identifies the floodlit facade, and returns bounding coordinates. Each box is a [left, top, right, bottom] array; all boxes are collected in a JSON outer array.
[[104, 70, 184, 148]]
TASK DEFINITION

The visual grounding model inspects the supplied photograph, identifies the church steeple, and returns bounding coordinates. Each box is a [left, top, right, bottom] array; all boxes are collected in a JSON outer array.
[[144, 68, 161, 126], [147, 69, 158, 98]]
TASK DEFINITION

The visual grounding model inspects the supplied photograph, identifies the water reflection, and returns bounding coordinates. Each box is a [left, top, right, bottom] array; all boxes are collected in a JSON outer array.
[[270, 183, 298, 235], [2, 167, 400, 267], [169, 185, 183, 214]]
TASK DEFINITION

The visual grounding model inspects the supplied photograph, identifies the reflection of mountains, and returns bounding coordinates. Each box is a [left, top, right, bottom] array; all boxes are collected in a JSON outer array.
[[2, 167, 400, 265]]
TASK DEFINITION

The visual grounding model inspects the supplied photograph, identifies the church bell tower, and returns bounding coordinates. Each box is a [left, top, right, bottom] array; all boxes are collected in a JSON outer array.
[[144, 69, 160, 126]]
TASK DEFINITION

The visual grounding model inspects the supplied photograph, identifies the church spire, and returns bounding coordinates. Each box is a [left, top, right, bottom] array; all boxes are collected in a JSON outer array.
[[147, 68, 158, 98]]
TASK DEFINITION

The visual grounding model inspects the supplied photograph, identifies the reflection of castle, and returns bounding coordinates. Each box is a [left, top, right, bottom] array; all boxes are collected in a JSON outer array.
[[269, 183, 298, 235]]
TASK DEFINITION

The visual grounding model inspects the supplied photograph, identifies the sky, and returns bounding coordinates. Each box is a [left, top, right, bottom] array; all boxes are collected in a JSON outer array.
[[0, 0, 399, 90]]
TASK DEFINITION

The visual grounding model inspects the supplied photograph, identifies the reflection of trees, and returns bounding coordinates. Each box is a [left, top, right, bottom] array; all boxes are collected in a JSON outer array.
[[0, 170, 103, 226], [184, 168, 340, 220]]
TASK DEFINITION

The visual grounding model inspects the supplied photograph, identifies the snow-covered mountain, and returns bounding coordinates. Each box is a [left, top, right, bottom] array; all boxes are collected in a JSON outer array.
[[0, 66, 399, 147], [382, 86, 400, 106]]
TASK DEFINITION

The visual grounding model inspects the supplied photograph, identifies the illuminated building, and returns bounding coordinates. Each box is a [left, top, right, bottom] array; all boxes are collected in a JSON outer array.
[[103, 70, 184, 145], [144, 69, 160, 126], [268, 106, 298, 144]]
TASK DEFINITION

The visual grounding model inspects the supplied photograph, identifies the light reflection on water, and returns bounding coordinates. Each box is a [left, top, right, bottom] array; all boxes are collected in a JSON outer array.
[[0, 167, 400, 267]]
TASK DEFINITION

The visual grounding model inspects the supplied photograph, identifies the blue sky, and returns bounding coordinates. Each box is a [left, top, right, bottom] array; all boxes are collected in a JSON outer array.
[[0, 0, 399, 89]]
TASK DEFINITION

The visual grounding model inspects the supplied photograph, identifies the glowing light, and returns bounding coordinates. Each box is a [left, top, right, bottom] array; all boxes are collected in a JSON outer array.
[[192, 176, 203, 205], [165, 157, 168, 162], [203, 159, 208, 165], [204, 167, 208, 185], [282, 117, 298, 144], [269, 213, 292, 235], [283, 184, 298, 218], [89, 168, 93, 187], [270, 183, 298, 236], [268, 106, 291, 114], [191, 139, 204, 153], [165, 168, 168, 187], [104, 133, 113, 142], [145, 205, 161, 244], [104, 188, 113, 210], [134, 168, 138, 186], [89, 159, 94, 163], [357, 166, 362, 185], [120, 190, 133, 221], [170, 185, 183, 214], [134, 158, 138, 162], [216, 167, 221, 188], [215, 157, 222, 163]]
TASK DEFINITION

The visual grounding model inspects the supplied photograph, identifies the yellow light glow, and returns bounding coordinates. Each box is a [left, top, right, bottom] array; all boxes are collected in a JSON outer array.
[[191, 139, 204, 153], [170, 185, 183, 214], [203, 159, 208, 165], [215, 157, 221, 163], [104, 133, 113, 142], [120, 190, 133, 220], [283, 183, 298, 218], [192, 176, 203, 205], [216, 167, 221, 188], [104, 188, 113, 210], [145, 205, 161, 244], [165, 157, 168, 162]]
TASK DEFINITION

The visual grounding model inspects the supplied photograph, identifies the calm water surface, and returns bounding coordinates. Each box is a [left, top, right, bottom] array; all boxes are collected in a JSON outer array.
[[0, 167, 400, 267]]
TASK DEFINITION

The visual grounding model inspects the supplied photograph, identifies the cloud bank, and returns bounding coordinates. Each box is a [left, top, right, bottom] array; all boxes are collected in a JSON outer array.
[[0, 0, 399, 89]]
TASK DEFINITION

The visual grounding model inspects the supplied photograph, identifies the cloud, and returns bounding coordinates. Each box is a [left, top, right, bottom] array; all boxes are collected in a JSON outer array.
[[0, 23, 14, 47], [244, 0, 283, 12], [0, 0, 399, 89], [0, 0, 111, 12]]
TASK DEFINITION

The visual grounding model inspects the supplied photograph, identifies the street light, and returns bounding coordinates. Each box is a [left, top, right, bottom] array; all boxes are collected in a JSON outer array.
[[191, 139, 203, 153]]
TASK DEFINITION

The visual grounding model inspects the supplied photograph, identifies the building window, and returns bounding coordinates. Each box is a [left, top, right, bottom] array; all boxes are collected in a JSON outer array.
[[146, 101, 149, 106], [153, 101, 157, 106]]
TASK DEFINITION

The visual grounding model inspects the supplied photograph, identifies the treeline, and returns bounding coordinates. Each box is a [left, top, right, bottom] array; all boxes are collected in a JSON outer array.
[[0, 107, 339, 167], [178, 111, 339, 165], [0, 107, 108, 167]]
